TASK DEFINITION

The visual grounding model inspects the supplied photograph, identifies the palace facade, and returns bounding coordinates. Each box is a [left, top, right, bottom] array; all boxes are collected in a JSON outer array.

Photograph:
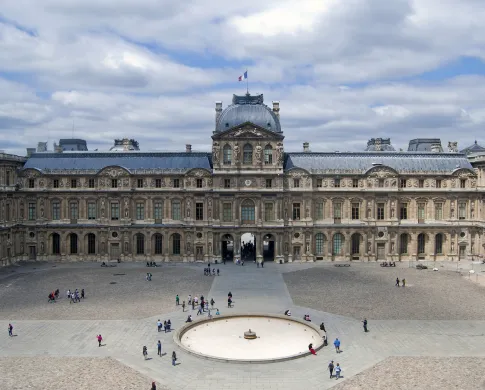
[[0, 93, 484, 266]]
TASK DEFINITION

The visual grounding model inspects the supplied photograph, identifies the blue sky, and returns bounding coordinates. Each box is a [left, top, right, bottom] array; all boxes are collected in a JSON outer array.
[[1, 0, 485, 155]]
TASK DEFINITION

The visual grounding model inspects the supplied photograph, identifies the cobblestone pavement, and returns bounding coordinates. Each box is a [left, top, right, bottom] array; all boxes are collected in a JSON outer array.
[[1, 261, 485, 390]]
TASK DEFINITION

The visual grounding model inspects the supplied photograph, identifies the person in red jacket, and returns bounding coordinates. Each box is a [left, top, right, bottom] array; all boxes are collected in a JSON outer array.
[[97, 334, 103, 347]]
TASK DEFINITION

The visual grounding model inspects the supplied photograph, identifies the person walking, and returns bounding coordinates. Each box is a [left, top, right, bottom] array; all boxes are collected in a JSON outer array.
[[163, 320, 168, 333], [151, 381, 157, 390], [333, 338, 341, 353], [157, 340, 162, 357], [362, 318, 368, 332], [395, 277, 400, 287], [192, 300, 195, 310], [8, 323, 13, 337], [97, 334, 103, 347], [157, 319, 162, 332], [197, 304, 203, 316], [176, 295, 180, 306], [335, 363, 342, 379], [210, 298, 215, 309], [172, 351, 177, 366], [402, 278, 406, 287], [81, 288, 85, 299], [143, 346, 148, 360], [328, 360, 334, 379], [182, 301, 186, 312]]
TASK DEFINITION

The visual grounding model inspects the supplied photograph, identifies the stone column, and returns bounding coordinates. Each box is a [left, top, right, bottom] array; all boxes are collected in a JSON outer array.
[[234, 232, 241, 263], [256, 232, 263, 264]]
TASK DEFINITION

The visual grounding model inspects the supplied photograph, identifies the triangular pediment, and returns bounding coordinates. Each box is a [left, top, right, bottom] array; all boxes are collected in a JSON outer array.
[[213, 122, 284, 141]]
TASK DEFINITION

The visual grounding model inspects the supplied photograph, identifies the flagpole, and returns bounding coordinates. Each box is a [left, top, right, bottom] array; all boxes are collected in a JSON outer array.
[[246, 69, 249, 94]]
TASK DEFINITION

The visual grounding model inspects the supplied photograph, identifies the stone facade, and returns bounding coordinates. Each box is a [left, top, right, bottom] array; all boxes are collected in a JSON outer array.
[[0, 95, 483, 266]]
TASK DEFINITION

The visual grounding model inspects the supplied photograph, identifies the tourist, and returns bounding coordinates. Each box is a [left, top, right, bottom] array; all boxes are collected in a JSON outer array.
[[157, 340, 162, 357], [328, 361, 334, 378], [66, 289, 70, 299], [333, 338, 341, 353], [192, 300, 195, 310], [186, 315, 192, 323], [97, 334, 103, 347], [8, 323, 13, 337], [55, 289, 59, 299], [308, 343, 317, 355], [217, 269, 220, 276], [176, 295, 179, 306], [212, 269, 215, 276], [151, 381, 157, 390], [167, 320, 171, 331], [143, 346, 148, 360], [228, 291, 233, 299], [197, 304, 203, 316], [335, 363, 342, 379], [182, 301, 186, 312], [362, 318, 368, 332], [395, 277, 400, 287], [208, 309, 213, 320], [157, 319, 162, 332], [216, 309, 220, 315], [228, 297, 233, 308], [194, 296, 199, 305], [402, 278, 406, 287], [303, 314, 311, 322], [284, 309, 291, 316], [261, 261, 264, 268], [81, 289, 85, 299], [210, 298, 215, 308], [320, 322, 326, 332], [188, 295, 192, 305], [163, 320, 168, 333], [172, 351, 177, 366]]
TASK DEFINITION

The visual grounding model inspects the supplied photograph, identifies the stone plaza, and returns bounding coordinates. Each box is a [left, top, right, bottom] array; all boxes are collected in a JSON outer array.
[[1, 260, 485, 389]]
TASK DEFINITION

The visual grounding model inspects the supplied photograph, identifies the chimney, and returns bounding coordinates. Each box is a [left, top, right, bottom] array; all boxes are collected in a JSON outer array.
[[303, 142, 310, 152], [431, 143, 442, 153], [215, 101, 222, 126], [272, 101, 280, 119], [186, 144, 192, 153]]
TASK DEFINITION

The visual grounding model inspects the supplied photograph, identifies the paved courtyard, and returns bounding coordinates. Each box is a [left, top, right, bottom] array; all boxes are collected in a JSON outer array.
[[1, 260, 485, 389]]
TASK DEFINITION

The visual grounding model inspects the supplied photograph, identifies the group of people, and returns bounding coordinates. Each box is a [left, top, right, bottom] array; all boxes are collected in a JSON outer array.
[[48, 289, 60, 302], [146, 262, 160, 267], [241, 241, 255, 261], [395, 277, 406, 287], [156, 319, 172, 333], [144, 342, 177, 368], [67, 288, 84, 303], [204, 267, 219, 276], [380, 261, 396, 267], [146, 273, 153, 281], [227, 291, 233, 308]]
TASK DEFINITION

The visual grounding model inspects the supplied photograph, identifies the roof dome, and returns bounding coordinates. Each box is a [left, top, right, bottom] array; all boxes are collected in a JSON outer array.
[[215, 93, 281, 133]]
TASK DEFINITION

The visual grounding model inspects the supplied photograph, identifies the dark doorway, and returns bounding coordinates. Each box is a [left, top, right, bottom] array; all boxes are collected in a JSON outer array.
[[222, 234, 234, 262], [263, 234, 275, 261]]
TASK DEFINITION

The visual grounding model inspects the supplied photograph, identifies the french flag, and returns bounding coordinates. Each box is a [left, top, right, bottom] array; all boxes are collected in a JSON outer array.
[[238, 71, 248, 81]]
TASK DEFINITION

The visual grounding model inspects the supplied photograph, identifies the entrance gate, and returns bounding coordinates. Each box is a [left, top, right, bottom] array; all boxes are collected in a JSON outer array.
[[110, 243, 120, 260], [377, 243, 385, 260]]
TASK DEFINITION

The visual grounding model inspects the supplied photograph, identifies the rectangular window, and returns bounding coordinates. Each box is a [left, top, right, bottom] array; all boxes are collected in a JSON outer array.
[[6, 171, 10, 186], [333, 202, 342, 219], [418, 179, 424, 188], [52, 201, 60, 220], [334, 178, 340, 188], [378, 179, 384, 188], [88, 202, 96, 220], [399, 179, 407, 188], [460, 179, 466, 188], [28, 202, 36, 220], [435, 203, 443, 220], [154, 202, 163, 220], [137, 179, 144, 188], [458, 202, 466, 220], [436, 179, 442, 188], [264, 148, 272, 164], [196, 179, 203, 188], [71, 179, 77, 188], [173, 178, 180, 188], [88, 178, 95, 188], [155, 179, 162, 188], [53, 179, 59, 188], [224, 179, 231, 189], [351, 203, 360, 220], [241, 204, 255, 223], [315, 202, 324, 220], [400, 203, 408, 220], [352, 179, 359, 188], [5, 203, 10, 221], [172, 201, 181, 220], [70, 203, 79, 220], [266, 179, 272, 188], [223, 203, 232, 222], [377, 203, 385, 220], [28, 179, 35, 188], [111, 179, 118, 188], [111, 203, 119, 220], [418, 203, 425, 221], [293, 179, 300, 188], [136, 202, 145, 220], [317, 179, 323, 188], [264, 203, 273, 221], [292, 203, 301, 220], [196, 202, 204, 220]]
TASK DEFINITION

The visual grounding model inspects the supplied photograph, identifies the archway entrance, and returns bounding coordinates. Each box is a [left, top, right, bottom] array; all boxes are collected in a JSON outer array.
[[263, 234, 275, 261], [241, 232, 256, 262], [221, 234, 234, 263]]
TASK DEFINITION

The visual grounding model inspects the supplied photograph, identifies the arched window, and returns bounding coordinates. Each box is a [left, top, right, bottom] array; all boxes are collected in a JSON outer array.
[[223, 144, 232, 165], [333, 233, 344, 255], [264, 144, 273, 164], [136, 233, 145, 255], [243, 144, 253, 164], [351, 233, 361, 255], [87, 233, 96, 254], [417, 233, 425, 254], [172, 233, 181, 255], [154, 234, 163, 255], [435, 233, 443, 254], [241, 199, 255, 224], [400, 234, 409, 254], [70, 233, 78, 254], [52, 233, 60, 255], [315, 233, 325, 255]]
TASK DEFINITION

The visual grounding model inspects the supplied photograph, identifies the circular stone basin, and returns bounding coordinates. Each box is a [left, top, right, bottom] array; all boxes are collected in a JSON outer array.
[[176, 314, 323, 363]]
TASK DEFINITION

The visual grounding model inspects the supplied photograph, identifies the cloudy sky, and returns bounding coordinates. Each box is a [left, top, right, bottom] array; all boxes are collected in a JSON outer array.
[[1, 0, 485, 155]]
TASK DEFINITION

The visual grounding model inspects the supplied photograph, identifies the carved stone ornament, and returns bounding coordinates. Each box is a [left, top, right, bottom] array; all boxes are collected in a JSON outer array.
[[102, 167, 129, 178], [212, 142, 220, 164], [368, 167, 395, 178]]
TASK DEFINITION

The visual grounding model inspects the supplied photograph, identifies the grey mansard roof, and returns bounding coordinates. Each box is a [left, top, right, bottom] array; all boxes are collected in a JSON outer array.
[[23, 152, 212, 173], [215, 94, 281, 133], [285, 152, 474, 174]]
